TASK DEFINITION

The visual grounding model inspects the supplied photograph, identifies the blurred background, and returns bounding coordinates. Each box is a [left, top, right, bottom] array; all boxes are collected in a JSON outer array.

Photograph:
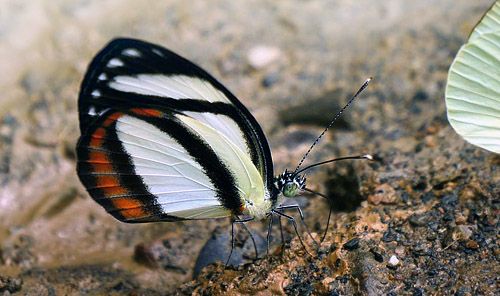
[[1, 0, 499, 295]]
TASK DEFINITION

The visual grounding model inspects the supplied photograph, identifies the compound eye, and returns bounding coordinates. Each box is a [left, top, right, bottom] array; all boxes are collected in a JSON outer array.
[[283, 182, 298, 197]]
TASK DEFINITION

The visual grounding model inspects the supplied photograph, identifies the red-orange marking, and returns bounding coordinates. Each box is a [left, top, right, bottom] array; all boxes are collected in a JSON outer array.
[[89, 138, 102, 148], [102, 186, 128, 197], [87, 142, 114, 172], [96, 175, 121, 188], [91, 163, 114, 173], [95, 175, 127, 196], [93, 127, 106, 138], [112, 198, 147, 219], [103, 112, 124, 126], [89, 150, 109, 163], [130, 108, 162, 117], [89, 128, 106, 148]]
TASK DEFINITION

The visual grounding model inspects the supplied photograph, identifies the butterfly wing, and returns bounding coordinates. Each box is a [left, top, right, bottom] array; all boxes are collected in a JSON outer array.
[[77, 38, 277, 222], [445, 2, 500, 154], [468, 1, 500, 43]]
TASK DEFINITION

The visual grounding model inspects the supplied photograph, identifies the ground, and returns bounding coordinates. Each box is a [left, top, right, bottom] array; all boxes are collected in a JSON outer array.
[[0, 0, 499, 295]]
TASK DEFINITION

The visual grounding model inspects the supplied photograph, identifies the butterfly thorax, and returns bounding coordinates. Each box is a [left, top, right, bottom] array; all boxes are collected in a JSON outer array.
[[241, 170, 306, 220], [240, 169, 306, 220], [242, 187, 274, 220], [241, 170, 306, 219]]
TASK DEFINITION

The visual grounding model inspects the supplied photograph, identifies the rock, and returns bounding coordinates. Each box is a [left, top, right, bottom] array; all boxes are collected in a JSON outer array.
[[368, 184, 398, 205], [369, 248, 384, 262], [343, 238, 360, 251], [408, 213, 429, 227], [457, 225, 474, 240], [193, 226, 266, 278], [133, 240, 186, 274], [388, 255, 399, 266], [347, 251, 387, 295], [465, 240, 479, 250], [387, 255, 400, 270], [261, 72, 281, 88], [134, 242, 161, 269], [0, 275, 23, 294], [247, 45, 281, 69], [454, 212, 468, 225]]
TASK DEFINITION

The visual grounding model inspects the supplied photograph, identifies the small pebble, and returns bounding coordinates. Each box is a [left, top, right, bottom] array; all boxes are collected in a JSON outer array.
[[372, 251, 383, 263], [409, 213, 429, 227], [0, 275, 23, 293], [261, 72, 281, 88], [454, 213, 467, 224], [247, 45, 281, 69], [388, 255, 400, 266], [134, 242, 161, 268], [457, 225, 473, 240], [465, 240, 479, 249], [343, 238, 360, 250], [368, 184, 398, 205], [395, 246, 405, 256]]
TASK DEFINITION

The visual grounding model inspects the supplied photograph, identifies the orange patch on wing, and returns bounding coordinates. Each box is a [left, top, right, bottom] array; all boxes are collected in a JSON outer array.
[[96, 175, 120, 188], [103, 112, 124, 126], [96, 175, 127, 196], [89, 129, 106, 148], [89, 138, 102, 148], [93, 127, 106, 138], [88, 150, 114, 173], [91, 162, 114, 173], [102, 186, 128, 197], [89, 150, 109, 163], [130, 108, 162, 117], [112, 198, 148, 219]]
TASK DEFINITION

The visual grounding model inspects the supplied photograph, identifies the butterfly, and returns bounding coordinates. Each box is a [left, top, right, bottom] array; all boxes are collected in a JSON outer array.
[[445, 0, 500, 154], [76, 38, 371, 260]]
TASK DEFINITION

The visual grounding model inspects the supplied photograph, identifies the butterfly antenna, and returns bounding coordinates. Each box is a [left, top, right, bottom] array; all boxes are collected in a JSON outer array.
[[295, 154, 373, 175], [294, 77, 372, 173]]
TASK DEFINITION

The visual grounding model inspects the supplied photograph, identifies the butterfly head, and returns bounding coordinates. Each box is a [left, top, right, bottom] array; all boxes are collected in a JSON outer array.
[[276, 169, 306, 198]]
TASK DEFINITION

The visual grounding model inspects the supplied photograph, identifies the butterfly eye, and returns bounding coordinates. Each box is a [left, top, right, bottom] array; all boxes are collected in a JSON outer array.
[[283, 182, 299, 197]]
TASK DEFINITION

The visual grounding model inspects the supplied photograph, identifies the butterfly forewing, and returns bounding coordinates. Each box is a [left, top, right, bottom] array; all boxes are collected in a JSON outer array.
[[77, 38, 277, 222]]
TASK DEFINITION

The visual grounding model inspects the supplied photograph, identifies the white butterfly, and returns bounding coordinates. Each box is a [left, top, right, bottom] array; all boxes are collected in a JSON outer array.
[[446, 1, 500, 153], [77, 38, 371, 260]]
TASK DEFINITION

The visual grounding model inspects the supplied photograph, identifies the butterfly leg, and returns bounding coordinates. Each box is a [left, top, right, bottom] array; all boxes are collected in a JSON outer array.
[[276, 204, 318, 246], [239, 218, 259, 259], [266, 212, 274, 257], [278, 215, 285, 256], [304, 188, 333, 243], [271, 210, 312, 256], [225, 217, 254, 268], [266, 213, 286, 257]]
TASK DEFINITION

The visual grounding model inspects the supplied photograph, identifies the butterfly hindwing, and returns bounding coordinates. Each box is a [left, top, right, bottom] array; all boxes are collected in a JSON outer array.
[[77, 108, 247, 222]]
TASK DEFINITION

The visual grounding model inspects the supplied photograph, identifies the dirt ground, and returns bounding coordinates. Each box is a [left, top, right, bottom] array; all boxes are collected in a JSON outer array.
[[1, 0, 499, 295]]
